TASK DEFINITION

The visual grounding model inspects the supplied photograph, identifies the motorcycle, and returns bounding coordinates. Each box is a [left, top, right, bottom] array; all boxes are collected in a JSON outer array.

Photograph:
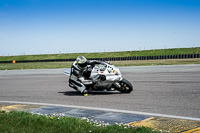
[[64, 61, 133, 95]]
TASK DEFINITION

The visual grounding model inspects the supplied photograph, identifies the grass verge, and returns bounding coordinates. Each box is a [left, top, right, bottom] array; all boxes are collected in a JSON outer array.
[[112, 58, 200, 67], [0, 58, 200, 70], [0, 111, 158, 133], [0, 47, 200, 61], [0, 62, 73, 70]]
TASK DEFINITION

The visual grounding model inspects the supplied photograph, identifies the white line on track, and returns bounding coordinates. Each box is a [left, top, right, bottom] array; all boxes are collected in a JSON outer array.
[[1, 100, 200, 121]]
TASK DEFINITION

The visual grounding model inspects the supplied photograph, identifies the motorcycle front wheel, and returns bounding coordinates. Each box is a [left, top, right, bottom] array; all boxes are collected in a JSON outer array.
[[119, 78, 133, 93]]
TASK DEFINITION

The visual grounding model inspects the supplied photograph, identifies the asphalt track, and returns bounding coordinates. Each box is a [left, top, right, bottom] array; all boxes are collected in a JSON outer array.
[[0, 64, 200, 119]]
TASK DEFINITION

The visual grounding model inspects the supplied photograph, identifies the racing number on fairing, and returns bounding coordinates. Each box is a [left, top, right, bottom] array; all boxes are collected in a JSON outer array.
[[107, 66, 113, 73]]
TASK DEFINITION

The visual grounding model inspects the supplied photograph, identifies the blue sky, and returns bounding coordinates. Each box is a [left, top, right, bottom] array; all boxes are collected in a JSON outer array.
[[0, 0, 200, 56]]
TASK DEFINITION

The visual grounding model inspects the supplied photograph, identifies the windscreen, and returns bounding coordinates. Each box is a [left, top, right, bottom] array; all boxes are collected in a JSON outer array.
[[96, 63, 107, 71]]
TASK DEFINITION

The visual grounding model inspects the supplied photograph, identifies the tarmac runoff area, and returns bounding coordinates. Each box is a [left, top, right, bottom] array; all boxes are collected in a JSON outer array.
[[1, 101, 200, 133]]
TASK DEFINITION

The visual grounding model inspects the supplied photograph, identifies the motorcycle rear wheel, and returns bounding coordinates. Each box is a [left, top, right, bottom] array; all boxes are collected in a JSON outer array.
[[119, 78, 133, 93]]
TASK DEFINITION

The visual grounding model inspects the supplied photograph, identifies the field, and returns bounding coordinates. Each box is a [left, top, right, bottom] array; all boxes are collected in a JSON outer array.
[[0, 47, 200, 61], [0, 58, 200, 70], [0, 47, 200, 70]]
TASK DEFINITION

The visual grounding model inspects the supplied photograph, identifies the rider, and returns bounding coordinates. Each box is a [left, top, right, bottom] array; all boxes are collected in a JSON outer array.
[[69, 56, 101, 95]]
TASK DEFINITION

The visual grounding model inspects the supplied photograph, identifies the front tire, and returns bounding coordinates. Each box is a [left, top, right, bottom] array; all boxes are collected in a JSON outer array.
[[119, 78, 133, 93]]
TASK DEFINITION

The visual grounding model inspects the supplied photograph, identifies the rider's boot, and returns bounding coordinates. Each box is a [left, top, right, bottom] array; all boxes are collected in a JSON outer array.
[[82, 89, 88, 96], [76, 86, 88, 96]]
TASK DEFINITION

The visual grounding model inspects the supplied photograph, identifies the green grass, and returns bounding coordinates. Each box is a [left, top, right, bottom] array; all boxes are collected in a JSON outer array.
[[112, 58, 200, 67], [0, 47, 200, 62], [0, 47, 200, 70], [0, 111, 159, 133], [0, 62, 73, 70], [0, 58, 200, 70]]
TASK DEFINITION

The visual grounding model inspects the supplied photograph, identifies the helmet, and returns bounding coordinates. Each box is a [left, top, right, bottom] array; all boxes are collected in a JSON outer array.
[[76, 56, 88, 69]]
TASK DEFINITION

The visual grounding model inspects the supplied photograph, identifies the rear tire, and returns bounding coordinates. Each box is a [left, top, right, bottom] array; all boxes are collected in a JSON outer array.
[[119, 78, 133, 93]]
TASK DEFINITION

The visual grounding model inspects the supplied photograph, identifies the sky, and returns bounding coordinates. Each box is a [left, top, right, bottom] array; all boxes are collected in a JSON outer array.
[[0, 0, 200, 56]]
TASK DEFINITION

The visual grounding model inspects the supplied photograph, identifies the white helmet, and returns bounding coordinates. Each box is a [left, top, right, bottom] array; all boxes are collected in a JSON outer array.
[[76, 56, 88, 69]]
